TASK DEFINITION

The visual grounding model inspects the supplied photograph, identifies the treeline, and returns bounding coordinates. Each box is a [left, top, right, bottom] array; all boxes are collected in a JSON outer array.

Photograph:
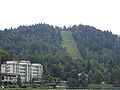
[[0, 23, 120, 87]]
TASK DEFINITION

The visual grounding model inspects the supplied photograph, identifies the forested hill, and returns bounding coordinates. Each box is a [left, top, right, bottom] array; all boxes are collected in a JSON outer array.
[[69, 25, 120, 65], [0, 24, 62, 55], [0, 23, 120, 86], [0, 24, 73, 80]]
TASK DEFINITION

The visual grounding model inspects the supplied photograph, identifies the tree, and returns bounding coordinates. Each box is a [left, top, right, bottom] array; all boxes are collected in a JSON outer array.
[[85, 59, 91, 74], [0, 50, 10, 85], [66, 71, 79, 87], [67, 77, 79, 87], [17, 75, 21, 87], [79, 72, 88, 87], [94, 70, 104, 84], [112, 66, 120, 86], [104, 72, 112, 84]]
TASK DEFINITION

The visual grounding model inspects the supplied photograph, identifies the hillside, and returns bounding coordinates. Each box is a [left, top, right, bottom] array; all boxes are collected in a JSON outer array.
[[0, 24, 74, 81], [0, 24, 120, 86], [70, 25, 120, 64], [61, 31, 81, 59], [0, 24, 62, 55]]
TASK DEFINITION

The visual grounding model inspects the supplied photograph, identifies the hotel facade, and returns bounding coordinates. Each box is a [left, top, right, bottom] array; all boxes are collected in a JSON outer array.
[[1, 60, 43, 83]]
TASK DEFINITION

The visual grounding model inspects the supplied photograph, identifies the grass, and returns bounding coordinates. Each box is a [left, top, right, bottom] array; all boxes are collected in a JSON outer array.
[[0, 88, 65, 90], [88, 84, 113, 89], [1, 86, 120, 90], [61, 31, 81, 59]]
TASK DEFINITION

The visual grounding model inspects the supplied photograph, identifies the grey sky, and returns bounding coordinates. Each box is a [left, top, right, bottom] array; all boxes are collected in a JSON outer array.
[[0, 0, 120, 34]]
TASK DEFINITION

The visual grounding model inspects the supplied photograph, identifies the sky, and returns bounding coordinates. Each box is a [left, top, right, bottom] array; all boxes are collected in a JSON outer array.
[[0, 0, 120, 34]]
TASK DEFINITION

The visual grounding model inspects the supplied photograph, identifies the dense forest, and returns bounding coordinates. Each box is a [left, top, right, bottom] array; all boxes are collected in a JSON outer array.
[[0, 23, 120, 87]]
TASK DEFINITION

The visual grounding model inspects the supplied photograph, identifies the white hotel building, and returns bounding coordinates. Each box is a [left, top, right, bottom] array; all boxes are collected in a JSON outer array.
[[1, 60, 43, 83]]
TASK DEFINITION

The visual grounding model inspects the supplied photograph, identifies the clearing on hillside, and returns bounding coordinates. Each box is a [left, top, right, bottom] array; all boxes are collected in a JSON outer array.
[[61, 31, 81, 59]]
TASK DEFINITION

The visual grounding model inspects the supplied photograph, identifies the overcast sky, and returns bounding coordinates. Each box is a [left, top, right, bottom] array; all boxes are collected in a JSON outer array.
[[0, 0, 120, 34]]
